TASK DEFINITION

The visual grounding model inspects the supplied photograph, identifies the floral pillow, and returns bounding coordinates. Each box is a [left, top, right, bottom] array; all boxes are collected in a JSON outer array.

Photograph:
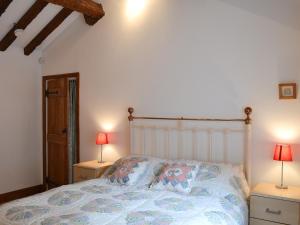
[[107, 157, 149, 185], [150, 163, 198, 194]]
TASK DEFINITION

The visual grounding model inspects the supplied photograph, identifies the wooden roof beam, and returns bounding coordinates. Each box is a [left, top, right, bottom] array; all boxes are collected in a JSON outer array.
[[24, 8, 72, 55], [0, 0, 48, 51], [0, 0, 13, 17], [43, 0, 104, 25]]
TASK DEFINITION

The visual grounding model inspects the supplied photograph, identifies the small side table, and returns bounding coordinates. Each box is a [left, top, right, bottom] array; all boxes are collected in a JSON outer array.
[[73, 161, 113, 183], [250, 183, 300, 225]]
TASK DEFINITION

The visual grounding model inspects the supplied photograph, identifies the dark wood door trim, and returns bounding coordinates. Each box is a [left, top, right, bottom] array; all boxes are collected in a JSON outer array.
[[42, 72, 80, 187], [0, 185, 45, 204]]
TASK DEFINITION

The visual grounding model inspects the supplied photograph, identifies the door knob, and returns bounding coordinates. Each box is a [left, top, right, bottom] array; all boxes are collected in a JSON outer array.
[[62, 128, 67, 134]]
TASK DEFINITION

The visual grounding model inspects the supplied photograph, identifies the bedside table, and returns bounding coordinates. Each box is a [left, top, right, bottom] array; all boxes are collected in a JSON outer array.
[[73, 161, 113, 183], [250, 183, 300, 225]]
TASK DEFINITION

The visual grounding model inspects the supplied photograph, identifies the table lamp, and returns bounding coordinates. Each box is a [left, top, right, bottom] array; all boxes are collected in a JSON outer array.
[[273, 144, 293, 189], [96, 132, 108, 163]]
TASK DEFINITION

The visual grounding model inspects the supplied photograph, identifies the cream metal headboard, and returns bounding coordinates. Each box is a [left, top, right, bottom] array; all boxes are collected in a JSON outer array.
[[128, 107, 253, 185]]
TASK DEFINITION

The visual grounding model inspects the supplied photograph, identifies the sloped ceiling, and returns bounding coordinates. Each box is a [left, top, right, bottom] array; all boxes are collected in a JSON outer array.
[[0, 1, 80, 52], [218, 0, 300, 30], [0, 0, 299, 56]]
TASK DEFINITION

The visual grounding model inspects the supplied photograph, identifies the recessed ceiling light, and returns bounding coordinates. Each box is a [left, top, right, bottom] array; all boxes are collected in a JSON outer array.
[[14, 29, 24, 37]]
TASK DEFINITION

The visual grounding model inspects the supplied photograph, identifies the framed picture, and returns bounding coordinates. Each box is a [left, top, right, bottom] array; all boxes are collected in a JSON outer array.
[[279, 83, 297, 99]]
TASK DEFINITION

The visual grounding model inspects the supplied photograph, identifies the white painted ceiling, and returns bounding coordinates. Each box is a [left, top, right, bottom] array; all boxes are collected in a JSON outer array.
[[0, 0, 80, 52], [218, 0, 300, 30], [0, 0, 299, 55]]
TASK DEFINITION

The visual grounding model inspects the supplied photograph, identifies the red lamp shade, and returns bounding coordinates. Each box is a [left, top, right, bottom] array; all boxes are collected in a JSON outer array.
[[96, 133, 108, 145], [273, 144, 293, 162]]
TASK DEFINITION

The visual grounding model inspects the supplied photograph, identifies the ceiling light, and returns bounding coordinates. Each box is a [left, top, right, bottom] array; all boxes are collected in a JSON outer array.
[[126, 0, 148, 21]]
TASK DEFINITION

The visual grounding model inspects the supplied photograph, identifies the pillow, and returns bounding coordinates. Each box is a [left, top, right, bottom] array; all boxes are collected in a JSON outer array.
[[131, 156, 166, 188], [195, 162, 244, 182], [107, 156, 149, 185], [193, 161, 250, 199], [150, 163, 198, 194]]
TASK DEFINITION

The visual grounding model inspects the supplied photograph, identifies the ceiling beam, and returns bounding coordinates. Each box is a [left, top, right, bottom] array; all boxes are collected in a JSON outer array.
[[24, 8, 72, 55], [43, 0, 104, 25], [83, 14, 101, 26], [0, 0, 48, 51], [0, 0, 13, 17]]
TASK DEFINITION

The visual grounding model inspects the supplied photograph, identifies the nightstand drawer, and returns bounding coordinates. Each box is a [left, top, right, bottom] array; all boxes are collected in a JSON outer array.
[[74, 167, 96, 182], [250, 218, 281, 225], [250, 196, 299, 225]]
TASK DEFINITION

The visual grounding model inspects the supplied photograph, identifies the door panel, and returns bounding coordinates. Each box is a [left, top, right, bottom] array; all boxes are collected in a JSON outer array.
[[47, 142, 67, 185], [46, 78, 68, 186]]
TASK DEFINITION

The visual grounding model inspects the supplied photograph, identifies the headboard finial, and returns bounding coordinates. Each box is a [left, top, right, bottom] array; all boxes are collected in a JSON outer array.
[[128, 107, 134, 121], [244, 107, 252, 125]]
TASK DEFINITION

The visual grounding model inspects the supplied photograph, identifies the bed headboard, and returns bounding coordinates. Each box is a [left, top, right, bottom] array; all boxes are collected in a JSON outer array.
[[128, 107, 253, 185]]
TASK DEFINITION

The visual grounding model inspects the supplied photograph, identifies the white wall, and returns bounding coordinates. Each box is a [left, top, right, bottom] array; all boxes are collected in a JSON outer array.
[[42, 0, 300, 186], [0, 47, 42, 194]]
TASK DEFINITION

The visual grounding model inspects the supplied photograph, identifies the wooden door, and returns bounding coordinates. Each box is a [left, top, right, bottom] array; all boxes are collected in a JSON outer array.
[[43, 73, 80, 189], [46, 77, 68, 187]]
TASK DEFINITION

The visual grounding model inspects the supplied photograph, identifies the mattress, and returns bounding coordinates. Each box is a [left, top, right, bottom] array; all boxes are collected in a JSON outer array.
[[0, 160, 249, 225]]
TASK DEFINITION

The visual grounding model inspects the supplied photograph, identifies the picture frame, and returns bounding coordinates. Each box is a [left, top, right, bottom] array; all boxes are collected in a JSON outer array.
[[279, 83, 297, 99]]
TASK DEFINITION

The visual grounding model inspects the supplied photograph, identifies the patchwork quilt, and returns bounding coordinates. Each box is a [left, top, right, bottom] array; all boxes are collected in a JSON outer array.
[[0, 161, 248, 225]]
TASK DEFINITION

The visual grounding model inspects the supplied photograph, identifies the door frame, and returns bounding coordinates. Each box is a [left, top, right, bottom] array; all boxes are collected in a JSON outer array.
[[42, 72, 80, 186]]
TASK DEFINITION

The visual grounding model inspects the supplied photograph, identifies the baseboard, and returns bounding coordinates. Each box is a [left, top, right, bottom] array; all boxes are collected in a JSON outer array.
[[0, 185, 46, 204]]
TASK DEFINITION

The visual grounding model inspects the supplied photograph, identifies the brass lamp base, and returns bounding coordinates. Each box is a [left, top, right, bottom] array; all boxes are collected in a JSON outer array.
[[276, 184, 288, 189]]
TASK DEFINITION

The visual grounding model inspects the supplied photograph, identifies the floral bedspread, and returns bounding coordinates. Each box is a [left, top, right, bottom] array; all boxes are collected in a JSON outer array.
[[0, 163, 248, 225]]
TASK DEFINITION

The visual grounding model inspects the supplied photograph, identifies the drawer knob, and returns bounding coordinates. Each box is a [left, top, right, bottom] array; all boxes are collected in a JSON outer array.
[[265, 208, 282, 215]]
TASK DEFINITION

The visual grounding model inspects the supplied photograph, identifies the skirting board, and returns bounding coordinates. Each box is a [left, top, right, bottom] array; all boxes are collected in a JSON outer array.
[[0, 185, 45, 204]]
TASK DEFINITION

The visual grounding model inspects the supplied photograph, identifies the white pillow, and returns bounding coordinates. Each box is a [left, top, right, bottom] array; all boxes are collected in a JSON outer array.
[[194, 161, 250, 198]]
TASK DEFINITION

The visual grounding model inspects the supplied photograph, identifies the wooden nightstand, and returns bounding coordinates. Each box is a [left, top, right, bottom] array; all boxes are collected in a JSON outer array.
[[73, 161, 113, 183], [250, 183, 300, 225]]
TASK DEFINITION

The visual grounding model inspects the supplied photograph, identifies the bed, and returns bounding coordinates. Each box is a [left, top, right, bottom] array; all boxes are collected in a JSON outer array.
[[0, 107, 252, 225]]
